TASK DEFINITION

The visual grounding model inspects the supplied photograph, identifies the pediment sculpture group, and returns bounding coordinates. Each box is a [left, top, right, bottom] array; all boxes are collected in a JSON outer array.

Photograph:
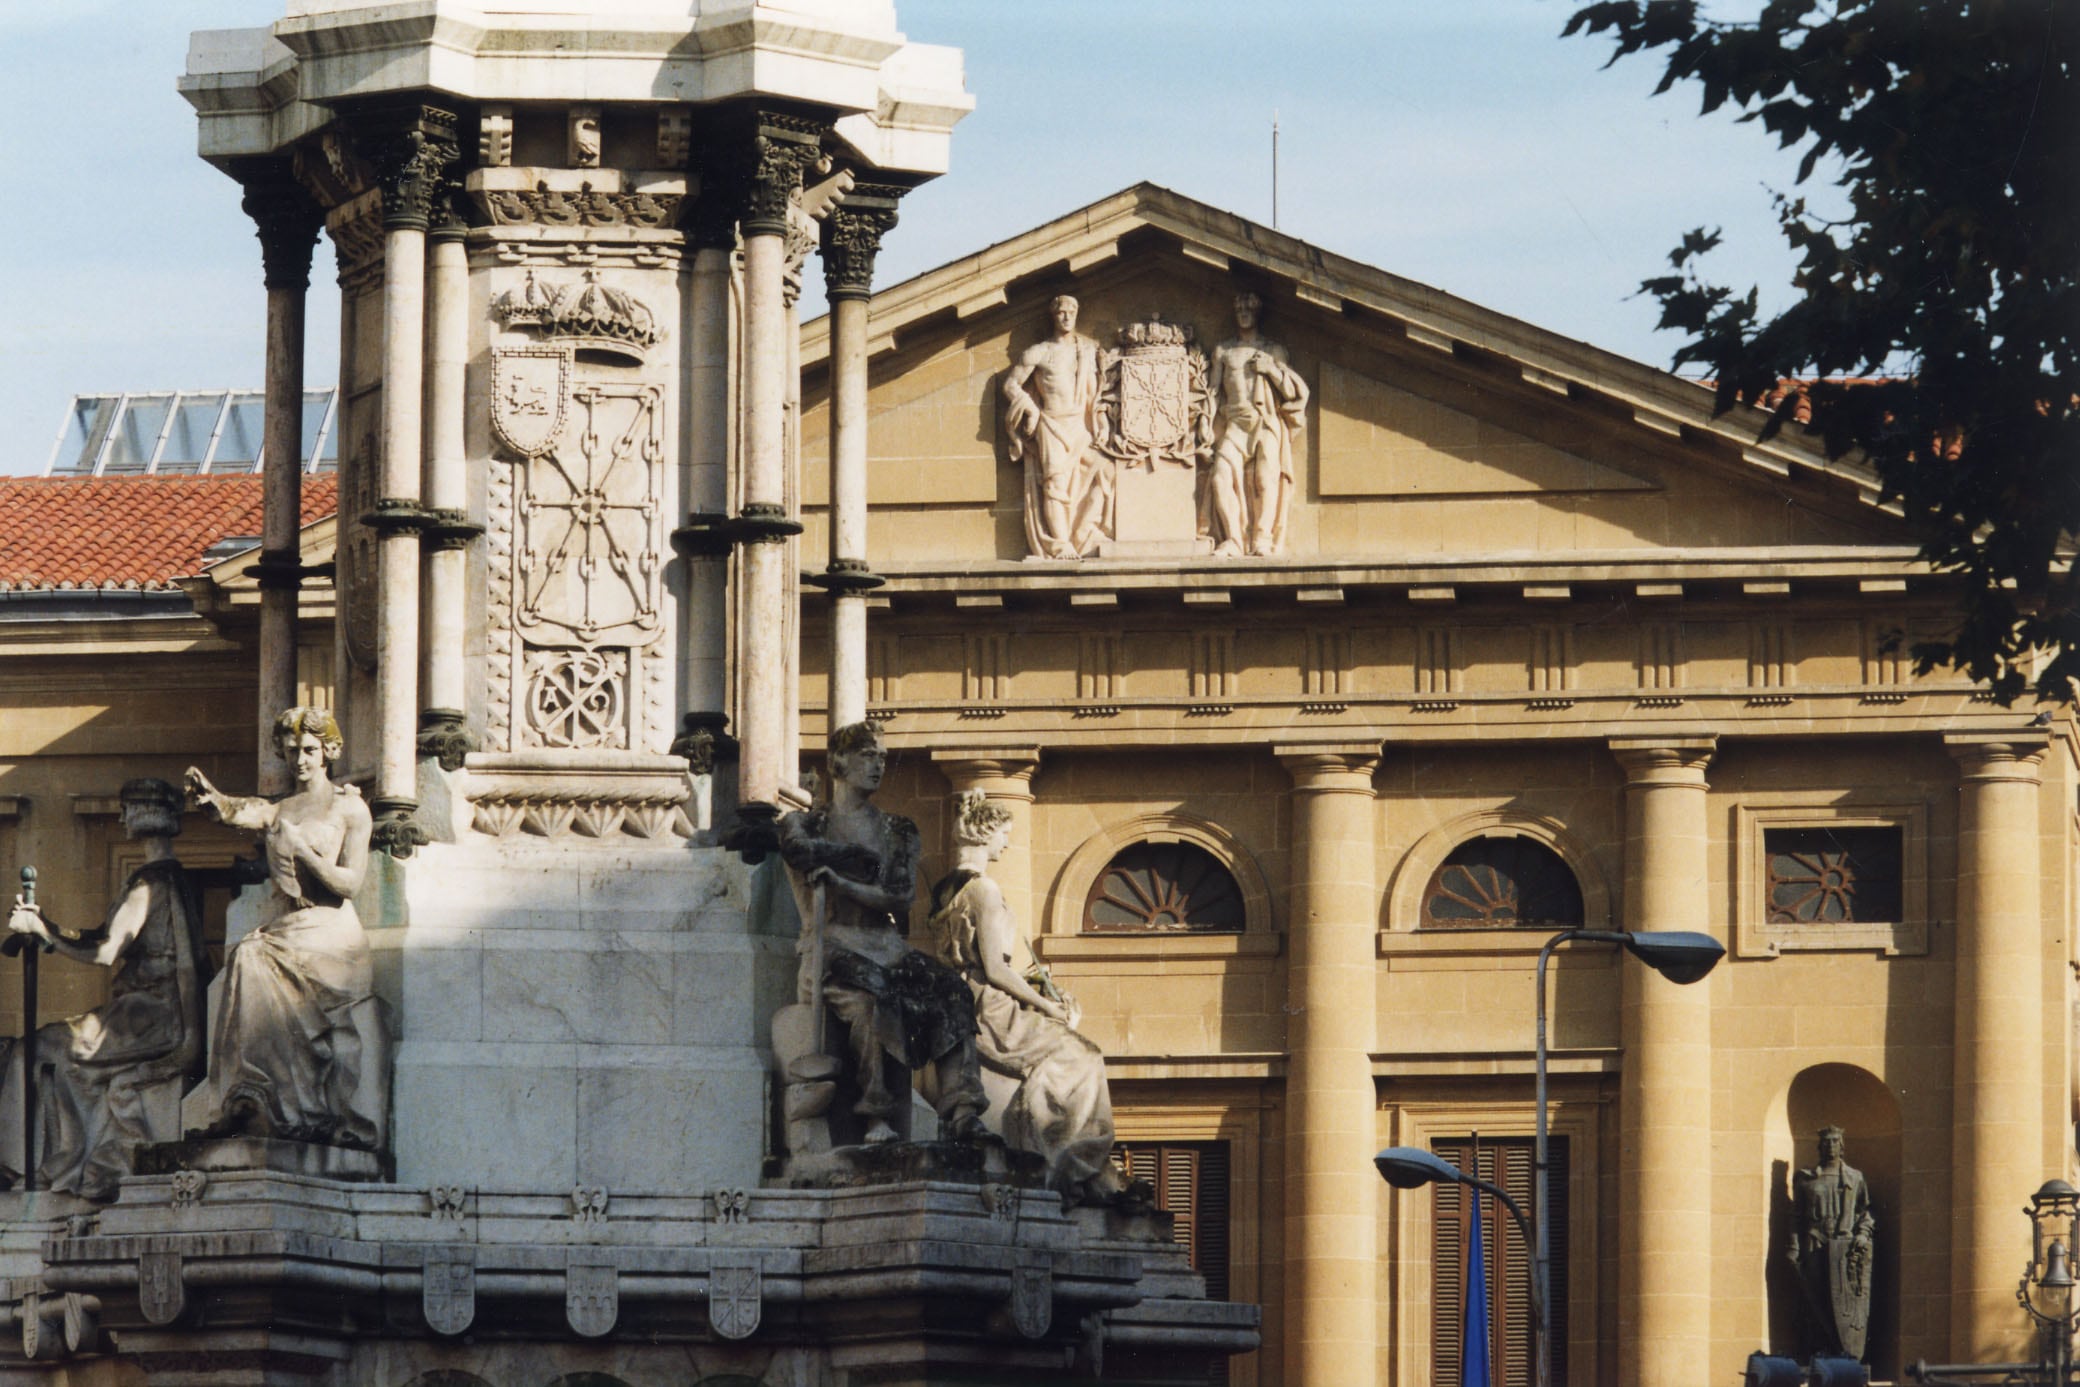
[[1004, 291, 1310, 560], [1, 708, 388, 1200]]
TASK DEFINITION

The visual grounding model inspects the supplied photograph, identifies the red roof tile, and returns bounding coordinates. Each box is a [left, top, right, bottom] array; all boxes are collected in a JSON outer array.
[[0, 475, 339, 592]]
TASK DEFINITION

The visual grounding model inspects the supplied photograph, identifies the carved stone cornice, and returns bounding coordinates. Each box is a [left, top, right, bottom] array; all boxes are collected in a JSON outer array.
[[360, 104, 462, 233], [233, 159, 325, 292], [821, 184, 903, 302]]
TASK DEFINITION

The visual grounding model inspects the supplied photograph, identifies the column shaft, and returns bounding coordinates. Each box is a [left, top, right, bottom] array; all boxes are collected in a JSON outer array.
[[376, 224, 427, 810], [683, 243, 733, 737], [420, 232, 469, 719], [1948, 736, 2048, 1360], [258, 281, 306, 794], [827, 292, 870, 729], [932, 753, 1040, 940], [1611, 738, 1716, 1387], [736, 228, 789, 810], [1277, 746, 1380, 1387]]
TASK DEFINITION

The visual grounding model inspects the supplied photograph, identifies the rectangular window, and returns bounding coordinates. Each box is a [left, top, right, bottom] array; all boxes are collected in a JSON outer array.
[[1764, 824, 1904, 924], [1431, 1136, 1567, 1387], [1115, 1140, 1230, 1302]]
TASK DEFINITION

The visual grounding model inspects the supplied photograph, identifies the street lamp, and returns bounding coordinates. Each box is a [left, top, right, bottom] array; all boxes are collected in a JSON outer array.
[[2021, 1178, 2080, 1379], [1374, 1145, 1547, 1387], [1532, 928, 1724, 1387]]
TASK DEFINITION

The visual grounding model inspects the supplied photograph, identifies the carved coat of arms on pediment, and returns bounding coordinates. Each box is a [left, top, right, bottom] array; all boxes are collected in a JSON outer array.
[[1095, 317, 1212, 472]]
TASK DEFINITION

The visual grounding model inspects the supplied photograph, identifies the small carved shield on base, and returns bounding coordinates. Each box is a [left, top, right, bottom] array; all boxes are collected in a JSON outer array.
[[1010, 1253, 1052, 1340], [138, 1250, 185, 1326], [423, 1247, 476, 1336], [709, 1252, 762, 1341], [566, 1258, 618, 1338], [491, 345, 572, 459]]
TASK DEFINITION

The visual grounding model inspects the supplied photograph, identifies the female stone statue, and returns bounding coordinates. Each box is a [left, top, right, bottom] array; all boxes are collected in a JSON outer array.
[[924, 790, 1136, 1203], [184, 707, 384, 1151]]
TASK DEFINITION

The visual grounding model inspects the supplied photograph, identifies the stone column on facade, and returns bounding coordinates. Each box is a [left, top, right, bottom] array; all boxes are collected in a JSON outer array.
[[815, 186, 900, 730], [1946, 734, 2049, 1361], [363, 106, 458, 855], [234, 160, 323, 796], [1609, 737, 1718, 1387], [416, 182, 479, 773], [1275, 744, 1382, 1387], [932, 750, 1040, 939]]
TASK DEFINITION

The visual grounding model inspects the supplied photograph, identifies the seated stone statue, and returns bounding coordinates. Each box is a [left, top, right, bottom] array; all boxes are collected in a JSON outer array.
[[777, 721, 986, 1146], [924, 790, 1138, 1204], [183, 707, 387, 1153], [0, 778, 208, 1200]]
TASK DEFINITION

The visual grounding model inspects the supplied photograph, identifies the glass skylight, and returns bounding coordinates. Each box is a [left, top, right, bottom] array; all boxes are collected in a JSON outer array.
[[46, 389, 339, 477]]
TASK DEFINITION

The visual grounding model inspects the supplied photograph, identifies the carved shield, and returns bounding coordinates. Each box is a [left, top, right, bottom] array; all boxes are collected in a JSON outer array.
[[1116, 352, 1192, 452], [138, 1250, 185, 1326], [491, 346, 572, 459], [1011, 1254, 1052, 1340], [1826, 1238, 1871, 1358], [423, 1247, 476, 1336], [709, 1253, 762, 1341], [565, 1259, 618, 1338], [19, 1292, 44, 1360]]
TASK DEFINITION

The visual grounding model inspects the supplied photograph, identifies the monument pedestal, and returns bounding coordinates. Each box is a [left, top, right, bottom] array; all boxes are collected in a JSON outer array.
[[1093, 464, 1211, 560]]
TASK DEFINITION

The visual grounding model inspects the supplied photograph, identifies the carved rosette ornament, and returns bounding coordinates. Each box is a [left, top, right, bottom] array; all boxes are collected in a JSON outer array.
[[360, 104, 462, 232]]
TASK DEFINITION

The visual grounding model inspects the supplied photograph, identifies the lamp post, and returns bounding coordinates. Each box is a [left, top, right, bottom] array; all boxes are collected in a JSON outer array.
[[1532, 927, 1724, 1387], [1375, 1145, 1545, 1387], [2021, 1179, 2080, 1381]]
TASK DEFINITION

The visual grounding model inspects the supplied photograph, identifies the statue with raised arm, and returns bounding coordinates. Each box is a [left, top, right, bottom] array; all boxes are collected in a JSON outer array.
[[1204, 291, 1308, 556], [923, 791, 1140, 1204], [1004, 294, 1111, 558], [184, 707, 387, 1152], [1786, 1124, 1875, 1360], [0, 779, 207, 1200], [778, 721, 987, 1146]]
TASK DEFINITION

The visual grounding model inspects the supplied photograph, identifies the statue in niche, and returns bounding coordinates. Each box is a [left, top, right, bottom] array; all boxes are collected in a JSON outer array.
[[1004, 295, 1111, 559], [924, 791, 1142, 1204], [1786, 1124, 1875, 1360], [0, 780, 208, 1200], [1204, 290, 1308, 556], [777, 721, 987, 1145], [183, 708, 388, 1152]]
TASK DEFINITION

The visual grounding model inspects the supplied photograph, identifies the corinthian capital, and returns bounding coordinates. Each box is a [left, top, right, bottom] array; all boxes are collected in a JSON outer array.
[[821, 183, 904, 302], [232, 158, 324, 292], [360, 104, 462, 233]]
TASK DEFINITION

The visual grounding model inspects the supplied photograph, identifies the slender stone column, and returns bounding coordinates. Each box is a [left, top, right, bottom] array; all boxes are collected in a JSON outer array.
[[235, 160, 323, 795], [364, 107, 458, 855], [417, 189, 477, 772], [1275, 744, 1381, 1387], [932, 750, 1040, 938], [1946, 734, 2049, 1361], [1609, 737, 1717, 1387], [816, 187, 900, 729]]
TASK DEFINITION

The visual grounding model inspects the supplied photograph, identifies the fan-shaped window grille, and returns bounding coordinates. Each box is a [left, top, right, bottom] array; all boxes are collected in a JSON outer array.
[[1083, 841, 1245, 934], [1421, 835, 1584, 929]]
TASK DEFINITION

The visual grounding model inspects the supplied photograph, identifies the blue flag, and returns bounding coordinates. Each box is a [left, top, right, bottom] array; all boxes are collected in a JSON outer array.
[[1462, 1182, 1492, 1387]]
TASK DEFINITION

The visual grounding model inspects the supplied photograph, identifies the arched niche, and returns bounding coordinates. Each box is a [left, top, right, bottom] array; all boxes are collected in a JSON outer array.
[[1045, 812, 1274, 941], [1764, 1063, 1902, 1380], [1383, 809, 1612, 936]]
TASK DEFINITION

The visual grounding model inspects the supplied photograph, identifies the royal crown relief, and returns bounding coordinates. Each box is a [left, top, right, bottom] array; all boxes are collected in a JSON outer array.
[[1005, 293, 1309, 559]]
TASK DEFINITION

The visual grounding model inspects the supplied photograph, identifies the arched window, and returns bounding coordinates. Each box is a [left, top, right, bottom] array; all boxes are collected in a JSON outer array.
[[1420, 835, 1584, 929], [1083, 841, 1246, 934]]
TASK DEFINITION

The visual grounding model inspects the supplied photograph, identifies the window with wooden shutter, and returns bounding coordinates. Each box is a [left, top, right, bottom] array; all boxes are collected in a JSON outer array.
[[1114, 1141, 1231, 1303], [1430, 1136, 1568, 1387]]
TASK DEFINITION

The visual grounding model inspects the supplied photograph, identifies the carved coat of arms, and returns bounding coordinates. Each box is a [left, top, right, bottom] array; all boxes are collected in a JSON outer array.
[[138, 1251, 185, 1326], [565, 1259, 619, 1338], [1010, 1253, 1053, 1340], [423, 1247, 476, 1336], [1095, 317, 1211, 472], [709, 1252, 763, 1341], [491, 345, 572, 459]]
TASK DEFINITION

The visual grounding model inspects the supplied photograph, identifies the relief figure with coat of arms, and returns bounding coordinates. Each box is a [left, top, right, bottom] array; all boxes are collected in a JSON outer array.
[[1003, 296, 1111, 559]]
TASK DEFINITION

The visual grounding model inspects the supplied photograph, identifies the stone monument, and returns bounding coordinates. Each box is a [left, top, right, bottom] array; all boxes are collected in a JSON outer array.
[[1786, 1123, 1876, 1360], [0, 3, 1258, 1381]]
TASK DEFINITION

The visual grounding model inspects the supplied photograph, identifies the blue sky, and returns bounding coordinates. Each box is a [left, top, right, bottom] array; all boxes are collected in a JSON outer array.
[[0, 1, 1813, 473]]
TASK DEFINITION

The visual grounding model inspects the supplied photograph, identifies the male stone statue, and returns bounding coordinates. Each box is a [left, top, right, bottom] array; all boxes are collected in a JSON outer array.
[[1786, 1124, 1875, 1360], [1003, 294, 1109, 558], [1205, 290, 1308, 556], [778, 721, 987, 1145], [0, 779, 208, 1200]]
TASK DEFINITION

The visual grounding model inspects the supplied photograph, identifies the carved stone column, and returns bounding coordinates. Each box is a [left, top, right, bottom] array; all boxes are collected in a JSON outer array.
[[932, 750, 1040, 940], [1609, 737, 1717, 1387], [234, 160, 323, 796], [1275, 744, 1381, 1387], [417, 180, 479, 772], [363, 104, 459, 855], [815, 186, 900, 730], [1946, 734, 2049, 1361]]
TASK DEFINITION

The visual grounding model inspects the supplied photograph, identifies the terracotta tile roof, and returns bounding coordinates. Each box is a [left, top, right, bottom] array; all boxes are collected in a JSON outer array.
[[0, 475, 339, 592]]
